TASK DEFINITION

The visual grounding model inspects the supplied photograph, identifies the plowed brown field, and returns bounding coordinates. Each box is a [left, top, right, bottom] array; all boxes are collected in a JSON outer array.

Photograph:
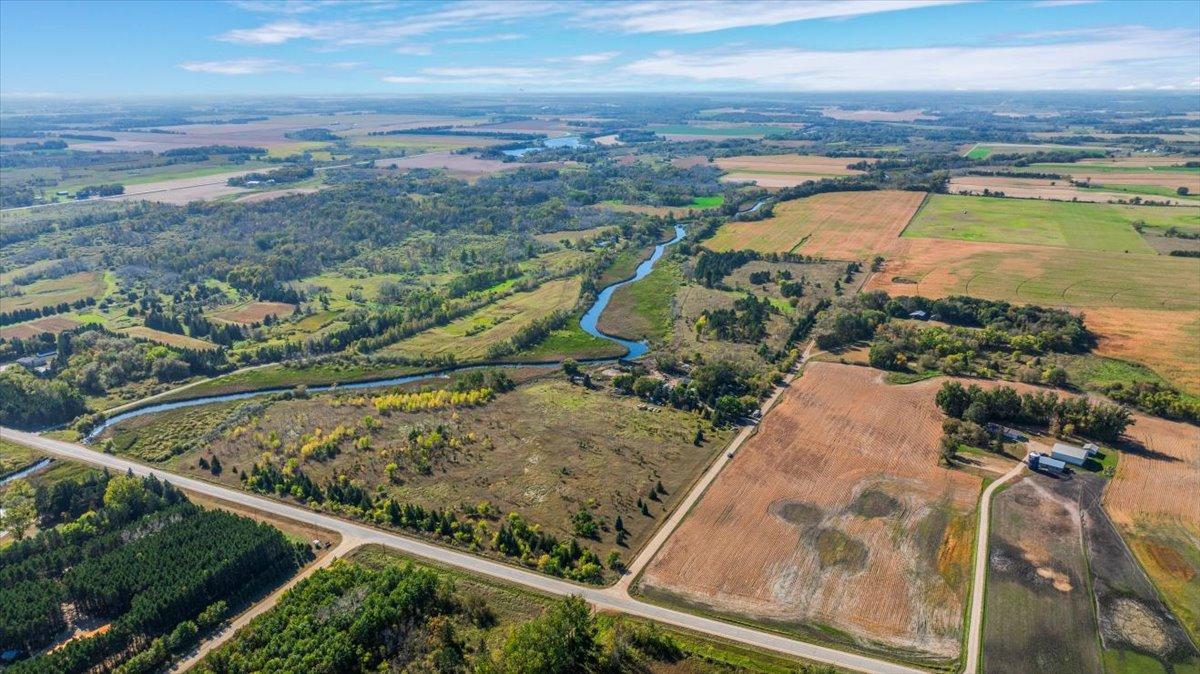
[[0, 315, 80, 340], [703, 190, 926, 259], [640, 362, 980, 661]]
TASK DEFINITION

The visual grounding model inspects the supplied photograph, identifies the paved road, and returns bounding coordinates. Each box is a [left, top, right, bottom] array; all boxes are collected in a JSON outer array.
[[1, 426, 922, 674], [962, 457, 1027, 674], [619, 339, 816, 590]]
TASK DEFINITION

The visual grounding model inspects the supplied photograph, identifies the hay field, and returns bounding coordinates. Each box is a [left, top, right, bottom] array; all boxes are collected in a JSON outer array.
[[949, 175, 1198, 207], [3, 271, 106, 312], [122, 326, 218, 350], [714, 154, 865, 188], [384, 277, 581, 360], [0, 315, 80, 340], [905, 194, 1198, 252], [640, 362, 980, 662], [210, 301, 296, 325], [704, 190, 925, 259]]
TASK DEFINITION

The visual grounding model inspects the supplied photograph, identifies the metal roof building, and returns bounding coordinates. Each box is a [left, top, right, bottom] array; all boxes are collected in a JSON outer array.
[[1033, 455, 1067, 473], [1051, 443, 1089, 466]]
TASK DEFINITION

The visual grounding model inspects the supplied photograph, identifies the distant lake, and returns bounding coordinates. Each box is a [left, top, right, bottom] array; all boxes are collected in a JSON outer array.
[[503, 135, 584, 157]]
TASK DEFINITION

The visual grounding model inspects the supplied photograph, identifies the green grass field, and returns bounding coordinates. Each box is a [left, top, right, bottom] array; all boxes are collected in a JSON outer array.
[[597, 258, 681, 341], [514, 320, 625, 361], [1027, 163, 1200, 175], [690, 195, 725, 208], [904, 194, 1198, 252], [963, 144, 1104, 159]]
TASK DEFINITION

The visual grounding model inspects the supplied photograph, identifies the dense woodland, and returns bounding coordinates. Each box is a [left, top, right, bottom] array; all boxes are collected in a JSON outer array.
[[0, 471, 306, 671]]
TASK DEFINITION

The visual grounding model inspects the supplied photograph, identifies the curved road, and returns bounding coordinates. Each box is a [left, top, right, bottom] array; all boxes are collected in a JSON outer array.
[[0, 425, 921, 674]]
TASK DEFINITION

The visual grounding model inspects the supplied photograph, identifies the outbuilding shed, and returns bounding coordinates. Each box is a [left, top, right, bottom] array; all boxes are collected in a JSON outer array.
[[1051, 442, 1089, 466]]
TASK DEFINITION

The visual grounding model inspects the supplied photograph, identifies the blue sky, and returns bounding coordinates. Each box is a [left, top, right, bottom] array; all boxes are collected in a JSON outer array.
[[2, 0, 1198, 96]]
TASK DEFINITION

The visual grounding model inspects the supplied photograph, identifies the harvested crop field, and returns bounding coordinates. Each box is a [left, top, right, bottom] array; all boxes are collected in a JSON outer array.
[[1084, 308, 1200, 394], [1105, 412, 1200, 640], [640, 362, 981, 663], [122, 325, 218, 350], [949, 175, 1198, 207], [714, 154, 865, 188], [704, 190, 925, 260], [373, 151, 554, 177], [210, 301, 296, 325], [0, 315, 80, 340], [868, 238, 1199, 311], [821, 107, 933, 122]]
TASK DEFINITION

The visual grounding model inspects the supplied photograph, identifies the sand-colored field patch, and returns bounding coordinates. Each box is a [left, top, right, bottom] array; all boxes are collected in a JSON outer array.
[[714, 154, 865, 177], [533, 225, 615, 244], [1106, 413, 1200, 528], [1083, 308, 1200, 395], [0, 315, 80, 340], [949, 176, 1197, 207], [122, 326, 218, 350], [210, 301, 296, 325], [640, 362, 980, 660], [821, 108, 934, 122], [704, 190, 925, 260]]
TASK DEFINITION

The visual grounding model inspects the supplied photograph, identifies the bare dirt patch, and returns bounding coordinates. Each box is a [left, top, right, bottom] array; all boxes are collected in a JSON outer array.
[[640, 362, 980, 662], [211, 301, 297, 325]]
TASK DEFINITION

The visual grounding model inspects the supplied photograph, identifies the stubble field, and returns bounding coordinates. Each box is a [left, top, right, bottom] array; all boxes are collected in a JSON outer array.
[[639, 362, 981, 665], [703, 190, 926, 259], [713, 154, 865, 188]]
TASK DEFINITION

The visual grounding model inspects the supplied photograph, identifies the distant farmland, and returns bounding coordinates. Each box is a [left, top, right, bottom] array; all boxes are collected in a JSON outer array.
[[713, 153, 865, 188], [704, 189, 925, 259], [640, 363, 981, 664]]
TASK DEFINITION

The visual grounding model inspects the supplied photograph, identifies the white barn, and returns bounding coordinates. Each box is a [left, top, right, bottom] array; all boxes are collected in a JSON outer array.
[[1051, 442, 1089, 466]]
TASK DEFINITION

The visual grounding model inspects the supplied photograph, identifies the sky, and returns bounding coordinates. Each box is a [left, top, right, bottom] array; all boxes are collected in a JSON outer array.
[[2, 0, 1199, 97]]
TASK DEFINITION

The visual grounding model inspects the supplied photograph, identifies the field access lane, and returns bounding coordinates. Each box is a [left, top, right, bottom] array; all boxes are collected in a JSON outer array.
[[0, 426, 921, 674]]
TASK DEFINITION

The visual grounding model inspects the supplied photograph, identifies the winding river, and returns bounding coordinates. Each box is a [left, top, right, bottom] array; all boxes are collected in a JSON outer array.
[[84, 224, 686, 440]]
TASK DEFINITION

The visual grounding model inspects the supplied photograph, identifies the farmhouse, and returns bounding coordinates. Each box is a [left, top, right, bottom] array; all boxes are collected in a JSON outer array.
[[1051, 442, 1089, 466]]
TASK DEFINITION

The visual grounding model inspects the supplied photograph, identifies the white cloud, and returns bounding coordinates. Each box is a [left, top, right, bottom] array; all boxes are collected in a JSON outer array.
[[394, 44, 434, 56], [579, 0, 964, 34], [621, 26, 1200, 90], [382, 75, 429, 83], [567, 51, 620, 63], [444, 32, 526, 44], [1031, 1, 1097, 7], [423, 66, 551, 81], [218, 1, 553, 46], [179, 58, 302, 75]]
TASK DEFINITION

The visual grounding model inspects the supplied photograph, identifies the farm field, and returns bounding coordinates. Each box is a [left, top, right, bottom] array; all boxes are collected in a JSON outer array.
[[949, 175, 1198, 206], [101, 375, 733, 583], [639, 362, 981, 665], [122, 325, 219, 349], [0, 314, 80, 340], [962, 143, 1103, 159], [648, 123, 795, 139], [714, 154, 865, 188], [533, 224, 615, 245], [821, 107, 934, 122], [210, 300, 296, 324], [704, 190, 926, 259], [1105, 412, 1200, 641], [903, 194, 1197, 252], [383, 276, 582, 360], [2, 271, 106, 312], [1084, 308, 1200, 395], [985, 471, 1198, 673]]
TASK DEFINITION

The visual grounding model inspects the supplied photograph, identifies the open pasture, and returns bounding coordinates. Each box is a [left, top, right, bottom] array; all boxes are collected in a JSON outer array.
[[904, 194, 1197, 252], [210, 300, 296, 325], [2, 271, 105, 312], [640, 362, 980, 663], [962, 143, 1104, 159], [383, 276, 581, 361], [704, 190, 925, 260]]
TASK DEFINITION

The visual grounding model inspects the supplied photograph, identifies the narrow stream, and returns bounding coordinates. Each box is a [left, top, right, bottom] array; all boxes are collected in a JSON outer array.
[[0, 458, 52, 486], [84, 224, 685, 440]]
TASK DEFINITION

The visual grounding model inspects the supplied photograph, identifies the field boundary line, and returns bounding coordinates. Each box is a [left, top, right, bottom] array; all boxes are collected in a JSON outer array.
[[895, 191, 931, 239]]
